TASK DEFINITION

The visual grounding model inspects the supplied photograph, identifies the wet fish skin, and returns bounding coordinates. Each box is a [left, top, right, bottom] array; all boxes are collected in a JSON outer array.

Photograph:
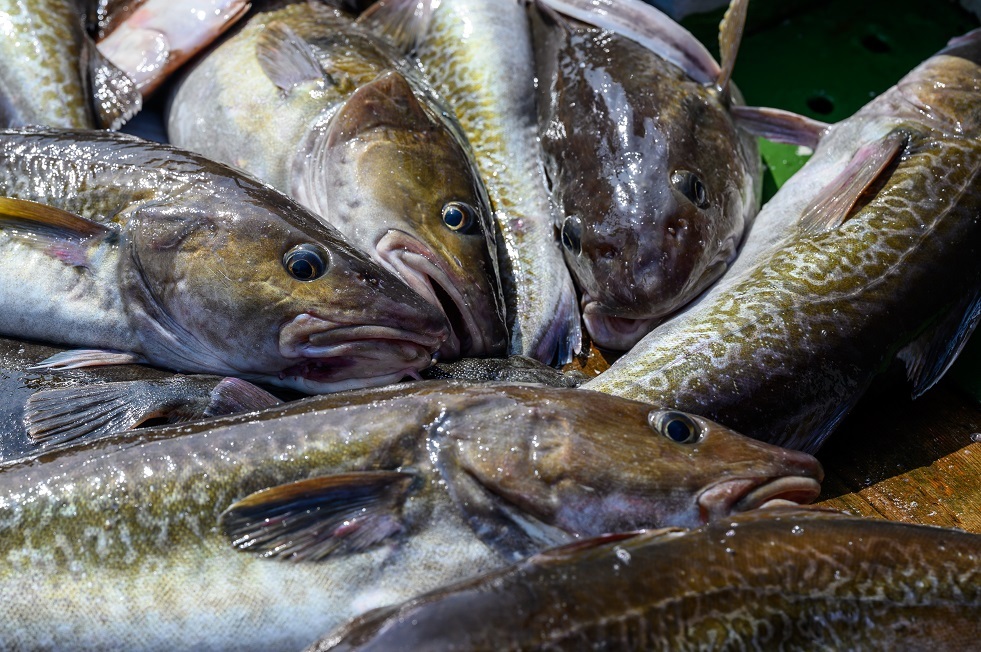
[[531, 0, 760, 351], [584, 31, 981, 452], [0, 381, 821, 650], [361, 0, 583, 365], [168, 1, 507, 360], [0, 128, 449, 394], [315, 508, 981, 651]]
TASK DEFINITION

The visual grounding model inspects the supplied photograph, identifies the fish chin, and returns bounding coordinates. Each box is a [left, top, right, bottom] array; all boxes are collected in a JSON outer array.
[[376, 230, 490, 360], [697, 476, 823, 522]]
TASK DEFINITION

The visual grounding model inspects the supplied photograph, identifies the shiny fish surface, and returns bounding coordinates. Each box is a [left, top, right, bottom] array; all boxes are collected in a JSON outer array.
[[0, 128, 448, 394], [0, 381, 821, 650], [585, 30, 981, 452], [168, 1, 507, 361], [315, 508, 981, 651]]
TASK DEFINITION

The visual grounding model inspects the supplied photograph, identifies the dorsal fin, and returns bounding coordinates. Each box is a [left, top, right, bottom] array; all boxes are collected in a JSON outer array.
[[85, 34, 143, 129], [716, 0, 748, 99], [256, 21, 329, 93]]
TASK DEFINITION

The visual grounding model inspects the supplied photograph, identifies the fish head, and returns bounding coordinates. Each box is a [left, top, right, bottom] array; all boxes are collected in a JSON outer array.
[[121, 178, 449, 393], [541, 27, 759, 350], [295, 70, 508, 361], [436, 386, 822, 549]]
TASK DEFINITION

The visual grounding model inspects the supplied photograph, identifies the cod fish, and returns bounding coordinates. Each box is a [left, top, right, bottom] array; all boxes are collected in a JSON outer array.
[[0, 381, 821, 651], [361, 0, 583, 365], [315, 508, 981, 651], [0, 335, 280, 461], [168, 0, 507, 361], [530, 0, 761, 350], [585, 30, 981, 452], [0, 128, 449, 394], [0, 0, 141, 129]]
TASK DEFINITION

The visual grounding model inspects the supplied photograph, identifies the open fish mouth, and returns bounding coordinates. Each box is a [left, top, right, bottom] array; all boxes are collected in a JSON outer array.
[[581, 296, 660, 350], [278, 317, 443, 393], [377, 231, 493, 360], [697, 476, 824, 523]]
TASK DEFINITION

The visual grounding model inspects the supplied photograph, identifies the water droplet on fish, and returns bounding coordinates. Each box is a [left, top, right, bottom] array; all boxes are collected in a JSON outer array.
[[614, 547, 631, 565], [791, 525, 804, 536], [724, 547, 734, 554], [970, 432, 981, 443], [725, 529, 736, 537]]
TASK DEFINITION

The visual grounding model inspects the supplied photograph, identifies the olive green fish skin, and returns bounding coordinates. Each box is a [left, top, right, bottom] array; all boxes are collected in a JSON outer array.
[[317, 508, 981, 651], [402, 0, 582, 364], [169, 1, 507, 360], [585, 34, 981, 452], [0, 128, 448, 394], [532, 6, 759, 351], [0, 381, 821, 650], [0, 0, 93, 128]]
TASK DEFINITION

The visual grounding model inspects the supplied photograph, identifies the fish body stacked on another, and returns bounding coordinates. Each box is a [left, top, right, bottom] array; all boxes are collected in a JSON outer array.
[[0, 380, 821, 650], [169, 0, 507, 361], [0, 127, 449, 394], [0, 0, 140, 128], [531, 0, 761, 350], [314, 508, 981, 651], [585, 30, 981, 452], [362, 0, 583, 365]]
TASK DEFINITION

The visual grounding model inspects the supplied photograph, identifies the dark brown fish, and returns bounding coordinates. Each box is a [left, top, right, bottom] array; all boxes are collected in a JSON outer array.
[[313, 508, 981, 651]]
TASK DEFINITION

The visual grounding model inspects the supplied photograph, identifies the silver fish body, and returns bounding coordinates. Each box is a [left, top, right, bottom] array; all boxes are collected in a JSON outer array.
[[585, 31, 981, 452], [0, 128, 449, 394], [0, 380, 822, 650], [168, 1, 507, 361]]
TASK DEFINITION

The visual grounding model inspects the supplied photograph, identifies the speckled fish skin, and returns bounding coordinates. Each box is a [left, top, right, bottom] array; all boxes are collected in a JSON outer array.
[[531, 0, 760, 351], [0, 0, 93, 127], [168, 1, 507, 361], [314, 508, 981, 651], [584, 32, 981, 453], [0, 128, 449, 394], [0, 381, 821, 650], [362, 0, 582, 365]]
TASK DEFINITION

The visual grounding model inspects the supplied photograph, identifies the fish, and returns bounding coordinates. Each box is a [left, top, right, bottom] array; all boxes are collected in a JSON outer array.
[[584, 29, 981, 452], [0, 127, 450, 394], [361, 0, 583, 365], [0, 0, 141, 128], [168, 0, 507, 361], [0, 335, 281, 460], [313, 507, 981, 651], [420, 354, 585, 387], [0, 380, 822, 650], [529, 0, 761, 350]]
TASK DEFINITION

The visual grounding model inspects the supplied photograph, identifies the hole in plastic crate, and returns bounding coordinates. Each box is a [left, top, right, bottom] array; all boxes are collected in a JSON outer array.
[[806, 94, 834, 115]]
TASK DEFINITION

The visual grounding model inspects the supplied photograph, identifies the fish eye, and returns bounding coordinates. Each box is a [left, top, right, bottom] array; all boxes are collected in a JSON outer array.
[[671, 171, 709, 209], [283, 243, 329, 281], [647, 410, 701, 444], [560, 215, 582, 256], [442, 201, 477, 233]]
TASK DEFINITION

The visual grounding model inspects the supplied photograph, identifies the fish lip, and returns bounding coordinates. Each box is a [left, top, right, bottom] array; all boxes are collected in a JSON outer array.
[[581, 295, 659, 350], [376, 230, 495, 359], [304, 324, 442, 351], [697, 476, 823, 522]]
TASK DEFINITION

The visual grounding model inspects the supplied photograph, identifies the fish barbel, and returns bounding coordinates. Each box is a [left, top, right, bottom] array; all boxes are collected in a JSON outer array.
[[314, 508, 981, 651], [585, 29, 981, 452], [0, 381, 821, 650], [530, 0, 761, 350], [361, 0, 583, 365], [168, 0, 507, 361], [0, 127, 449, 394]]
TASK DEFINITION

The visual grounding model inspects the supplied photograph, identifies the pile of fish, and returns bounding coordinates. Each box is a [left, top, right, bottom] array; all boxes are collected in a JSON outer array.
[[0, 0, 979, 649]]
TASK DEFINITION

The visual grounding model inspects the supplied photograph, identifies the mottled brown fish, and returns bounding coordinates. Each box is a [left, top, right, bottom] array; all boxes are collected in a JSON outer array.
[[0, 381, 821, 650], [0, 128, 449, 394], [585, 29, 981, 452], [531, 0, 761, 350], [313, 508, 981, 651]]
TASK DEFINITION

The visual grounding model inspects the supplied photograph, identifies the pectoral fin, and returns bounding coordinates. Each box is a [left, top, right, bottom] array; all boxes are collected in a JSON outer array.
[[358, 0, 438, 53], [730, 105, 830, 149], [898, 289, 981, 398], [0, 197, 115, 239], [220, 471, 415, 562], [256, 21, 329, 93], [31, 349, 146, 370], [798, 130, 907, 235], [203, 377, 283, 417]]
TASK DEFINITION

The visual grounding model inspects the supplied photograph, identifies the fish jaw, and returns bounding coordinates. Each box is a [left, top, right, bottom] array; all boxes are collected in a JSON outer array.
[[276, 313, 442, 393], [581, 295, 661, 351], [376, 229, 507, 360]]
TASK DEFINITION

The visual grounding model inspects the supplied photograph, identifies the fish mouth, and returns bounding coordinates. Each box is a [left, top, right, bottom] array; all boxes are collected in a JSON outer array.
[[581, 296, 659, 351], [697, 476, 824, 523], [278, 315, 442, 393], [377, 230, 498, 360]]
